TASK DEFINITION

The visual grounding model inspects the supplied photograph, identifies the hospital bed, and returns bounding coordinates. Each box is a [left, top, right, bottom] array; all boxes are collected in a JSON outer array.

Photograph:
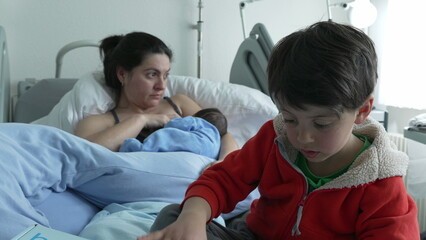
[[0, 25, 279, 239]]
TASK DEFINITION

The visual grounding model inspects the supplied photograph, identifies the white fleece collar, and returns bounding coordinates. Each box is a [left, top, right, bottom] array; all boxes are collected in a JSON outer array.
[[273, 115, 409, 189]]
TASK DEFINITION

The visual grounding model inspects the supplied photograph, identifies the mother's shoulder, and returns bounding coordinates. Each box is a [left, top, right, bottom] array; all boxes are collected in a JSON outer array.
[[169, 94, 197, 105], [79, 111, 115, 126]]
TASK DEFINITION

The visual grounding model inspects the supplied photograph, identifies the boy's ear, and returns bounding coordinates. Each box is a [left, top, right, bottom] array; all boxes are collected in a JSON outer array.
[[354, 96, 374, 124]]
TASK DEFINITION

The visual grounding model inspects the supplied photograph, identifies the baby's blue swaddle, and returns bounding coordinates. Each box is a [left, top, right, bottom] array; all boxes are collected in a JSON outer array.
[[120, 116, 221, 159]]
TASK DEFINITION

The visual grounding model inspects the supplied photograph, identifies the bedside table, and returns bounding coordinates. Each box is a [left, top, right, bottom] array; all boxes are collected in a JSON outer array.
[[404, 127, 426, 145]]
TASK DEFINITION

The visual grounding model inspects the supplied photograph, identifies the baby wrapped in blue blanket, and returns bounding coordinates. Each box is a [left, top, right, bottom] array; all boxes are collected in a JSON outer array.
[[119, 108, 227, 160]]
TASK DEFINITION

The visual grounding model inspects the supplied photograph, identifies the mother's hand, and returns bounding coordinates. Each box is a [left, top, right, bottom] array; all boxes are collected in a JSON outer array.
[[140, 113, 179, 128]]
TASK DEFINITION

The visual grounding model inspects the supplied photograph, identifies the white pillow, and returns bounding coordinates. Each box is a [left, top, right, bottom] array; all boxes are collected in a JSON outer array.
[[32, 71, 278, 147], [32, 71, 116, 133], [167, 75, 278, 147]]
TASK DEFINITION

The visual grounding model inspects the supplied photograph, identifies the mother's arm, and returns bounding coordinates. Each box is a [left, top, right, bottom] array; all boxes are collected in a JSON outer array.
[[75, 112, 170, 151], [217, 132, 239, 161]]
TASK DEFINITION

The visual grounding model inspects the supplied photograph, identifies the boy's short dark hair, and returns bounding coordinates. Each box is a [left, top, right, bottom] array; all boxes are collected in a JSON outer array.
[[193, 108, 228, 137], [268, 21, 378, 113]]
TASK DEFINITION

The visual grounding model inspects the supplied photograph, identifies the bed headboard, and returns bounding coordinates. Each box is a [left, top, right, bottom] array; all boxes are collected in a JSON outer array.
[[229, 23, 274, 96], [14, 78, 77, 123], [12, 39, 99, 123], [0, 26, 10, 123]]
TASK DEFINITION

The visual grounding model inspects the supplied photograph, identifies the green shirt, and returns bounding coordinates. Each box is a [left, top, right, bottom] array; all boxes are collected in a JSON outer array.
[[295, 134, 371, 190]]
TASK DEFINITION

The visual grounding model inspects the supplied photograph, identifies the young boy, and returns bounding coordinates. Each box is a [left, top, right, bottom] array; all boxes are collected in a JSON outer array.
[[119, 108, 227, 159], [139, 21, 419, 240]]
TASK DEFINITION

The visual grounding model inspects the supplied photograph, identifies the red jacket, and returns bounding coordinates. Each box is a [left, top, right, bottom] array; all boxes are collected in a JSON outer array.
[[185, 117, 419, 239]]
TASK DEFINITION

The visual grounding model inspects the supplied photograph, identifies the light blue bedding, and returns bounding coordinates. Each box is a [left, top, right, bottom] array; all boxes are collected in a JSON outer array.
[[78, 201, 226, 239], [79, 201, 172, 239], [0, 123, 258, 239], [34, 189, 100, 235]]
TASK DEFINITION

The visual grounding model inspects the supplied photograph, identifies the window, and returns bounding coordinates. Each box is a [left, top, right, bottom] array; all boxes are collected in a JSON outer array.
[[377, 0, 426, 110]]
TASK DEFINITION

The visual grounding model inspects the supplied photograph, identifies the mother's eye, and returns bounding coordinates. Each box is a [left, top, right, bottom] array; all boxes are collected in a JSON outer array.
[[147, 72, 157, 78]]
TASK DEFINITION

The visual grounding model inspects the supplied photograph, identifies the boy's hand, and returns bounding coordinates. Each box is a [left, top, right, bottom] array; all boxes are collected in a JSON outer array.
[[201, 160, 222, 173], [138, 197, 210, 240], [137, 212, 207, 240]]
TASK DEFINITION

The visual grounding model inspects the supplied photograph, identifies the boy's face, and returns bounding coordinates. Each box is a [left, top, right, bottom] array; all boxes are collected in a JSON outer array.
[[281, 104, 365, 164]]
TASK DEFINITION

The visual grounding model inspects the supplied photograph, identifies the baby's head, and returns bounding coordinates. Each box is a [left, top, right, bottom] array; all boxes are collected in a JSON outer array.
[[268, 21, 378, 115], [194, 108, 227, 137]]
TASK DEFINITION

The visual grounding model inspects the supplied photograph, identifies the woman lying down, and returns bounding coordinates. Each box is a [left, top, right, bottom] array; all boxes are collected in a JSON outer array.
[[75, 31, 238, 163], [1, 31, 259, 240]]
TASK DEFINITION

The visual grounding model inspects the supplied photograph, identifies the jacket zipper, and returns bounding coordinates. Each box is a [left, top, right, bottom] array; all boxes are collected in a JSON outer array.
[[276, 139, 309, 238], [281, 166, 309, 238], [291, 195, 306, 236], [287, 156, 309, 237]]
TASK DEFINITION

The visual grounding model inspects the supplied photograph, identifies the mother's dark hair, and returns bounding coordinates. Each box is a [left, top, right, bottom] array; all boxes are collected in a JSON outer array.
[[100, 32, 173, 99]]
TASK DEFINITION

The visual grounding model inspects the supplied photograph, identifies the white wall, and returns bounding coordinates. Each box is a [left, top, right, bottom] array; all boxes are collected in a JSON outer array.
[[0, 0, 327, 94], [1, 0, 420, 134]]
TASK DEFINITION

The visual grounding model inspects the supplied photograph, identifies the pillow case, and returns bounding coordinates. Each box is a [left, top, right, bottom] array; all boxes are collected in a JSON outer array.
[[32, 71, 278, 147], [166, 75, 278, 147], [31, 71, 116, 133]]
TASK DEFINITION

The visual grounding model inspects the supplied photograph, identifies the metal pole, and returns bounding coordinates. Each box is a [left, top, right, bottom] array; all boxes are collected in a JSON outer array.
[[326, 0, 333, 21], [196, 0, 203, 78], [240, 2, 247, 39]]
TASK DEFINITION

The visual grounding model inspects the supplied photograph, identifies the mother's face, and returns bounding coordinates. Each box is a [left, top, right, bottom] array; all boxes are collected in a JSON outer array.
[[117, 53, 171, 110]]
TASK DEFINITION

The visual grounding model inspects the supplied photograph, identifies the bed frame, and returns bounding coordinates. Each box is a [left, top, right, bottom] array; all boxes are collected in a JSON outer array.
[[229, 23, 274, 96], [14, 78, 78, 123], [10, 40, 99, 123], [0, 26, 10, 123]]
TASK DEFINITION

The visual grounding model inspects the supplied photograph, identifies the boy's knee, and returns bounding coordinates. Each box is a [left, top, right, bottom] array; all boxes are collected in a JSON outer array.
[[150, 204, 181, 232]]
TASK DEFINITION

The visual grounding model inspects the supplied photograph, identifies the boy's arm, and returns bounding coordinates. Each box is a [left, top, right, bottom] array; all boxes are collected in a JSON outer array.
[[188, 121, 276, 220], [357, 177, 420, 239], [139, 121, 276, 240]]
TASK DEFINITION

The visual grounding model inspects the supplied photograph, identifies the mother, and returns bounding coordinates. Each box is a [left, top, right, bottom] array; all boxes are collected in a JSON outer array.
[[75, 32, 237, 159]]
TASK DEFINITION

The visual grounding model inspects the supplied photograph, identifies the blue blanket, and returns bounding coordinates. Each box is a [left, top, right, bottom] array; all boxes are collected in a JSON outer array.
[[78, 201, 226, 239], [0, 123, 258, 239]]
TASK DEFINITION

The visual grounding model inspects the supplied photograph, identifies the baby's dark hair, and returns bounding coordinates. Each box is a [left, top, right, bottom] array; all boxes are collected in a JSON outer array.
[[268, 21, 378, 114], [193, 108, 228, 137], [99, 32, 173, 100]]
